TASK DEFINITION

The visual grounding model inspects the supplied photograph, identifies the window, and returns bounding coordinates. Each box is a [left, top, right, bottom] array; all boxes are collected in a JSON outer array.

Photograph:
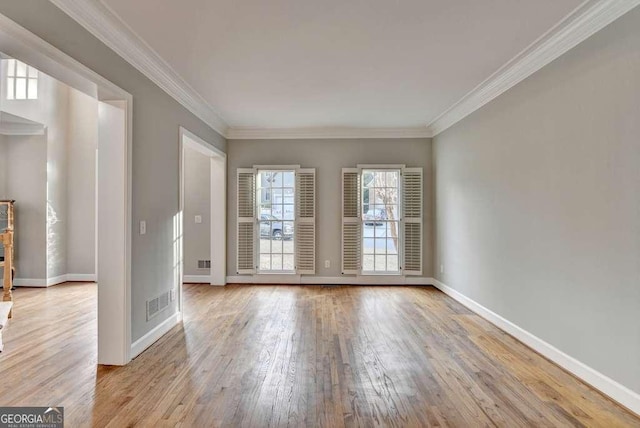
[[342, 166, 423, 276], [236, 167, 316, 275], [362, 169, 400, 273], [257, 170, 296, 273], [6, 59, 38, 100]]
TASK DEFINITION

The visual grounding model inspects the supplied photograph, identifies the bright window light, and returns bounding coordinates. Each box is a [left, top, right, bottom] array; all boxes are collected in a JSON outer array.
[[361, 169, 401, 274], [256, 169, 296, 273], [6, 58, 38, 100]]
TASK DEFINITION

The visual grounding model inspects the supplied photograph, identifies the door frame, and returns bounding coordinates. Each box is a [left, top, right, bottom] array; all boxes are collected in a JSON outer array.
[[0, 13, 133, 365], [179, 126, 226, 296]]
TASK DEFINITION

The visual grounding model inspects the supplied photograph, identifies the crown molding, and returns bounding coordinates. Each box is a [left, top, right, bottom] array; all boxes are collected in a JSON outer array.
[[49, 0, 230, 137], [49, 0, 639, 141], [227, 127, 432, 140], [427, 0, 640, 136]]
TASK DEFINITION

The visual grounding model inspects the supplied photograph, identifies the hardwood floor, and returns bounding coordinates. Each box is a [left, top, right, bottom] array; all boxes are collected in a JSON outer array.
[[0, 283, 638, 427]]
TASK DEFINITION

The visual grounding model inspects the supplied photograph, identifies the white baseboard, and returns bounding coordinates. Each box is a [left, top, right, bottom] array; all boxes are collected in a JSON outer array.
[[13, 273, 97, 287], [66, 273, 97, 282], [225, 275, 432, 285], [183, 275, 212, 284], [47, 274, 68, 286], [431, 278, 640, 416], [130, 311, 181, 359]]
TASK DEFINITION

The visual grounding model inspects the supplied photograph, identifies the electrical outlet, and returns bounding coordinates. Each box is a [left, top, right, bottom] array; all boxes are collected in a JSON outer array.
[[170, 288, 176, 302], [194, 215, 202, 224], [440, 264, 444, 274], [324, 260, 330, 268], [139, 220, 146, 235]]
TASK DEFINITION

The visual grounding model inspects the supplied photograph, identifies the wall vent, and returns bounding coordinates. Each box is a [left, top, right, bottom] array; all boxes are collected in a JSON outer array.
[[198, 260, 211, 269], [146, 291, 170, 321]]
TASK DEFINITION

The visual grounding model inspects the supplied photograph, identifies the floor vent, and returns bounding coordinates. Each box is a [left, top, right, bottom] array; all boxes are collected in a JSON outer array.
[[147, 291, 170, 321], [198, 260, 211, 269]]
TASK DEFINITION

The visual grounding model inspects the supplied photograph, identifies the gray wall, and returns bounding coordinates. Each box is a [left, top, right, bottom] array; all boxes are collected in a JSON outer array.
[[434, 8, 640, 394], [1, 69, 70, 280], [183, 145, 211, 277], [1, 69, 99, 280], [0, 1, 227, 342], [228, 138, 433, 278], [1, 133, 47, 279]]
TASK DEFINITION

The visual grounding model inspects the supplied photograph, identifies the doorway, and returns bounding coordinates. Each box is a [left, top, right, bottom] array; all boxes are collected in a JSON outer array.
[[0, 14, 132, 365], [179, 127, 226, 300]]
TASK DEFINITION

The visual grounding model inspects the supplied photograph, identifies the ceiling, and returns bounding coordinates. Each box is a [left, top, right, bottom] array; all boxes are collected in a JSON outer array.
[[99, 0, 582, 133]]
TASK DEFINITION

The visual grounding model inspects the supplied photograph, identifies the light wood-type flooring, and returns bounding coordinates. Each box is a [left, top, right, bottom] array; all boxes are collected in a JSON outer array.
[[0, 283, 638, 427]]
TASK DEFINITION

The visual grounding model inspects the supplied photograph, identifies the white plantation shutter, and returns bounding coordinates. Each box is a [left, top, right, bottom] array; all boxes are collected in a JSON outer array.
[[237, 168, 256, 274], [296, 169, 316, 274], [402, 168, 423, 275], [342, 168, 361, 274]]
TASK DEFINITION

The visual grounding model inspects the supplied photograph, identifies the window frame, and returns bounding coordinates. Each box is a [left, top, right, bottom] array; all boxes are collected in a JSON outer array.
[[360, 167, 403, 276], [6, 58, 38, 100], [342, 164, 423, 277], [255, 166, 298, 275]]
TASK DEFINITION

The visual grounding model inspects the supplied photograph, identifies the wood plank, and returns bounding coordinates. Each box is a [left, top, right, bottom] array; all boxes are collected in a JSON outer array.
[[0, 283, 638, 427]]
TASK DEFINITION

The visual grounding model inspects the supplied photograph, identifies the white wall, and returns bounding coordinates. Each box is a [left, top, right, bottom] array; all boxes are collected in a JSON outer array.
[[434, 7, 640, 396], [227, 138, 433, 279], [66, 88, 98, 276], [183, 144, 211, 277], [0, 68, 69, 281], [45, 78, 69, 280], [0, 61, 98, 282]]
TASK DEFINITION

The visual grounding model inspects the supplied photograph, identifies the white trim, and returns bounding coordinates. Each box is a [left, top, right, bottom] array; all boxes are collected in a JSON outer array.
[[49, 0, 229, 137], [209, 155, 227, 286], [13, 273, 97, 287], [360, 167, 404, 276], [226, 275, 432, 285], [97, 100, 131, 366], [427, 0, 640, 136], [180, 127, 227, 293], [356, 164, 406, 170], [47, 274, 68, 286], [228, 127, 432, 140], [44, 0, 640, 140], [180, 126, 226, 159], [431, 278, 640, 416], [130, 312, 181, 359], [0, 11, 132, 366], [0, 13, 127, 100], [183, 275, 212, 284], [66, 274, 97, 282]]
